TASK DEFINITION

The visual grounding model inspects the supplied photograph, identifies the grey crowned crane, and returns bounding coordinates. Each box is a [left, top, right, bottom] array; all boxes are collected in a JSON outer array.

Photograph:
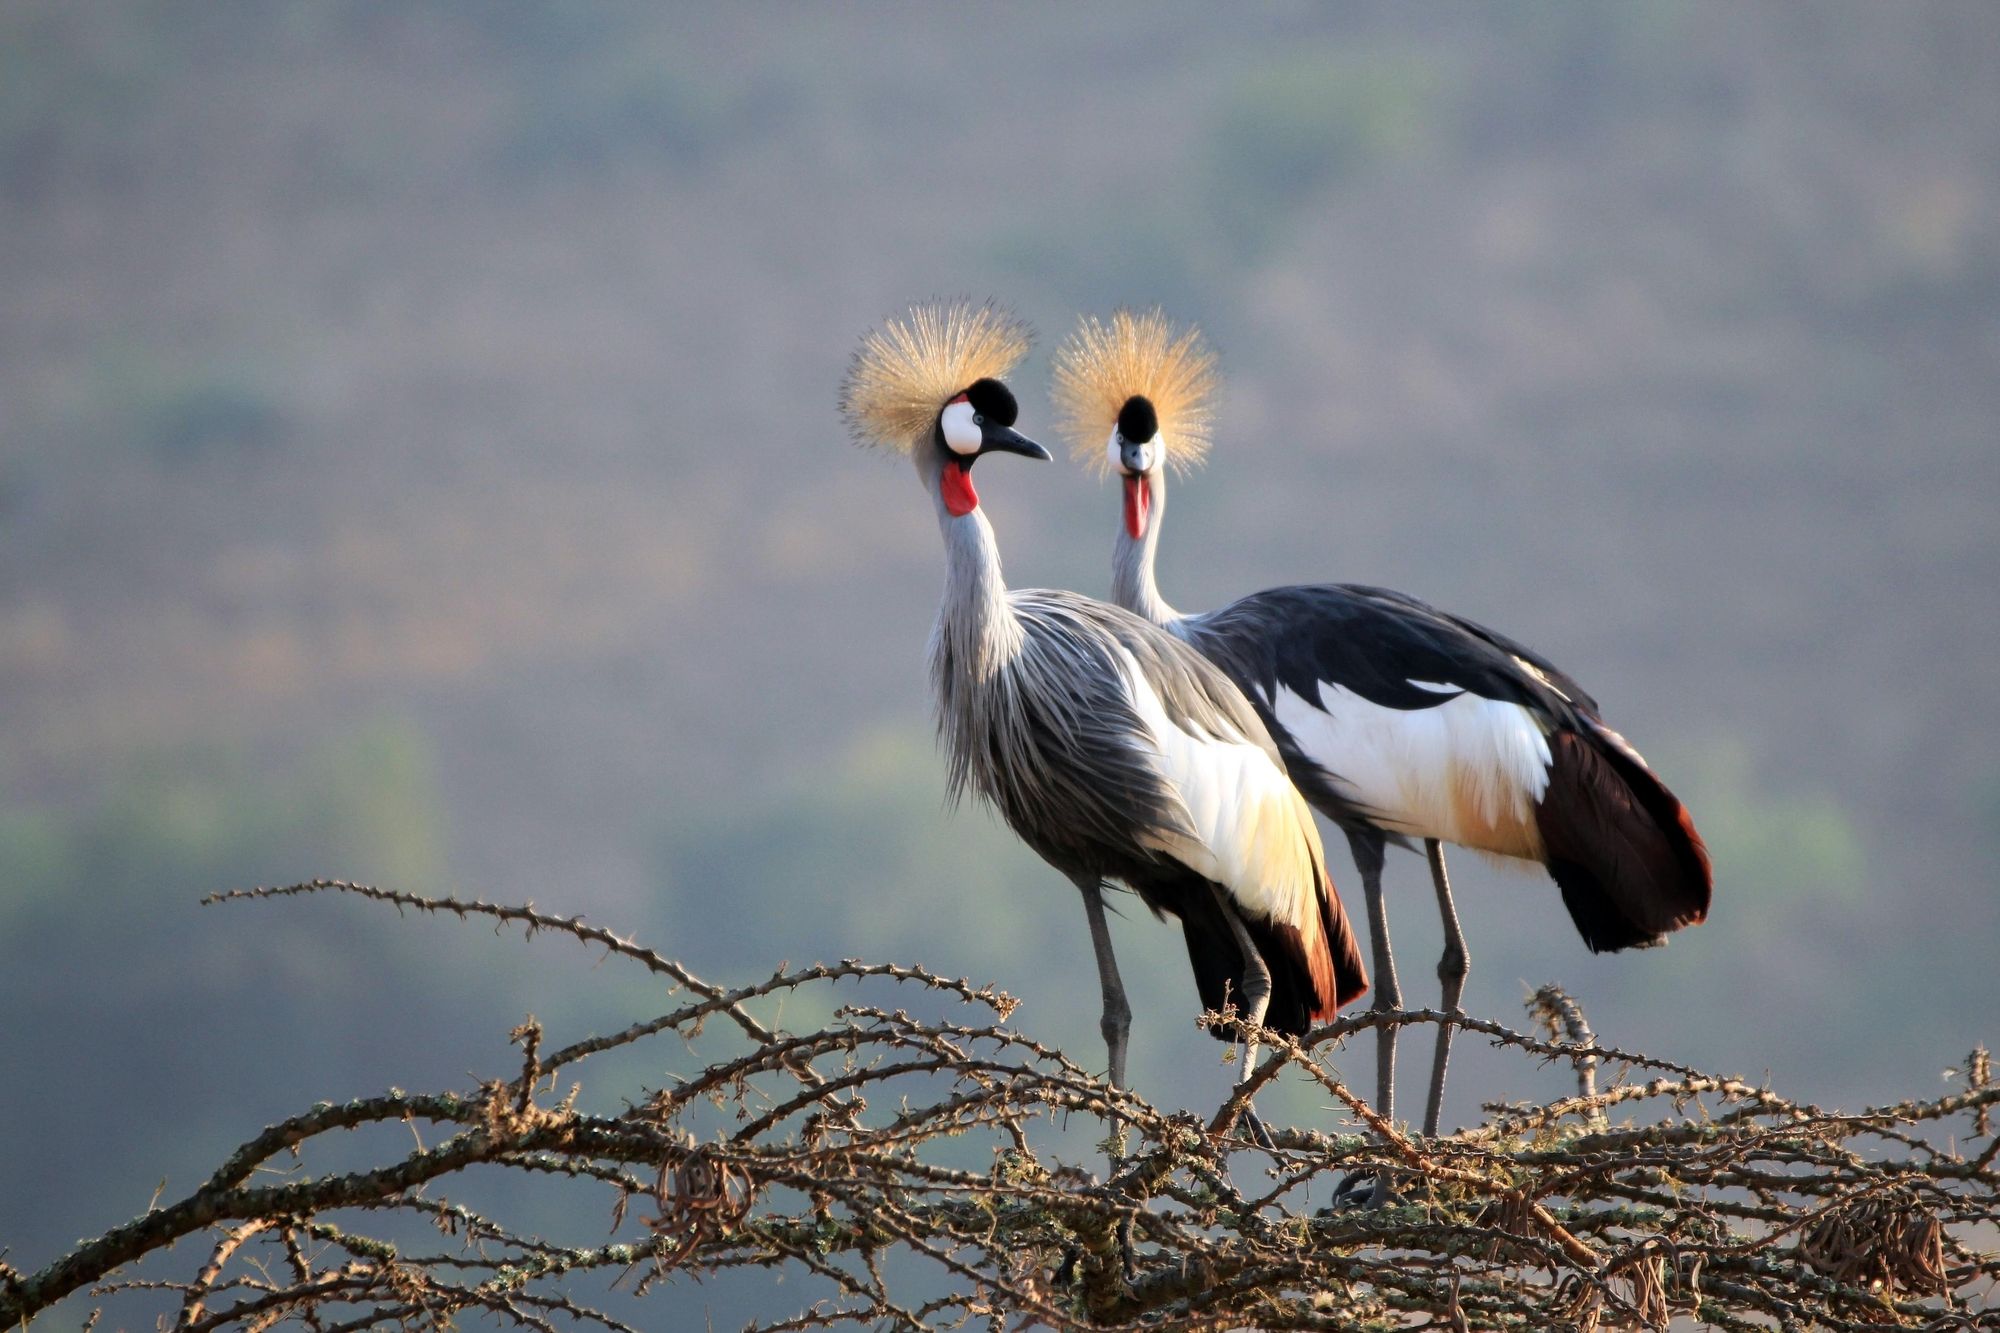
[[1052, 310, 1712, 1140], [840, 300, 1368, 1135]]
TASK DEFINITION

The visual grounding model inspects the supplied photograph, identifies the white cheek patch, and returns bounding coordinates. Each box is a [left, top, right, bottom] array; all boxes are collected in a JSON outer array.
[[1105, 431, 1122, 472], [940, 400, 981, 455]]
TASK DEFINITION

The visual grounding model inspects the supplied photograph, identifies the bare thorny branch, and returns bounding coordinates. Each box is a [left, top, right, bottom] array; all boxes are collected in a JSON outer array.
[[2, 880, 1995, 1331]]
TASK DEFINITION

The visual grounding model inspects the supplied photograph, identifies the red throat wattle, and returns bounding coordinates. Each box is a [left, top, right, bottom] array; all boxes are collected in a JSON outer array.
[[941, 461, 978, 517], [1123, 475, 1150, 538]]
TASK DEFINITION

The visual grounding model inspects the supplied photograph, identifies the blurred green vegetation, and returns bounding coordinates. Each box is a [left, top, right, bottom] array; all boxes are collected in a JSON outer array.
[[0, 718, 453, 1211], [0, 717, 663, 1277], [132, 374, 286, 464], [991, 40, 1452, 300], [652, 725, 1053, 980], [0, 10, 163, 197], [493, 44, 799, 179], [71, 347, 289, 465], [988, 214, 1216, 327], [1207, 50, 1447, 257], [1452, 3, 1704, 148], [1976, 769, 2000, 857], [1663, 739, 1867, 940], [0, 719, 443, 945]]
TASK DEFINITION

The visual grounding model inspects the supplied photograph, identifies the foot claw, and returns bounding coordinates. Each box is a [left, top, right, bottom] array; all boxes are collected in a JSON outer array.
[[1238, 1104, 1280, 1151]]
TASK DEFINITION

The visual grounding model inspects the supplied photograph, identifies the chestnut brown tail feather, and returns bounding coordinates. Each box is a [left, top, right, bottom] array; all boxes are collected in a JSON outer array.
[[1314, 867, 1370, 1014], [1179, 873, 1369, 1041], [1535, 726, 1712, 953]]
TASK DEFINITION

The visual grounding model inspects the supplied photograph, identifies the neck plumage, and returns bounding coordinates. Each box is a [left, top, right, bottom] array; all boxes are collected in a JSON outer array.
[[928, 486, 1024, 806], [936, 500, 1024, 672], [1112, 469, 1180, 628]]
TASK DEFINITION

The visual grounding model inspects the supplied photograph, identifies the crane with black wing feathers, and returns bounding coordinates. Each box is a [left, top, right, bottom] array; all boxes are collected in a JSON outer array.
[[1053, 310, 1712, 1144]]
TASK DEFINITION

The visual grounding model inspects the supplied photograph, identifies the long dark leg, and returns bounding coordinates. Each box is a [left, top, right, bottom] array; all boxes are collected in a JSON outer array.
[[1078, 879, 1132, 1090], [1344, 828, 1401, 1125], [1423, 839, 1470, 1138], [1208, 885, 1275, 1147], [1075, 877, 1137, 1281]]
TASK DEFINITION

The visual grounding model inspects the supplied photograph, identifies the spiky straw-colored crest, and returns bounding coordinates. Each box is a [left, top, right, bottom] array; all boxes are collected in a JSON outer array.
[[1053, 308, 1217, 476], [840, 299, 1033, 453]]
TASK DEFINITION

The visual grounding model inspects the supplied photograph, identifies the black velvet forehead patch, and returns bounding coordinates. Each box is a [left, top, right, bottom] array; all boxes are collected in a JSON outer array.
[[963, 377, 1018, 427], [1117, 394, 1158, 443]]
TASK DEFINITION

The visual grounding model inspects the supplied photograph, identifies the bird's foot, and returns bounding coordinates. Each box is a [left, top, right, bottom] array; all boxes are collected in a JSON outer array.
[[1103, 1140, 1138, 1283], [1237, 1103, 1280, 1152]]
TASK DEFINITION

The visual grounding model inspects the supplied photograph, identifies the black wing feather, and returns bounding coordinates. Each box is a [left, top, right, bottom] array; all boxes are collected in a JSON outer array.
[[1185, 584, 1585, 723], [1337, 583, 1601, 715]]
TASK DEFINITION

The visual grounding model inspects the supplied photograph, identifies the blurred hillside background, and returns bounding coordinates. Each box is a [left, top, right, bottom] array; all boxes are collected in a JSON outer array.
[[3, 3, 1997, 1324]]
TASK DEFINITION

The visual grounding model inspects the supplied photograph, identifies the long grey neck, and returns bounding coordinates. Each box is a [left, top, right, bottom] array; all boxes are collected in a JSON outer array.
[[1112, 467, 1180, 629], [922, 452, 1026, 807], [938, 504, 1025, 669], [924, 454, 1025, 682]]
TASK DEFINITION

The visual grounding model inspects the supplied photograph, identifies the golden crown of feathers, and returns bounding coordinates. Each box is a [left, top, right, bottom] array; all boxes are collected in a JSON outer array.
[[1053, 308, 1217, 476], [840, 299, 1033, 453]]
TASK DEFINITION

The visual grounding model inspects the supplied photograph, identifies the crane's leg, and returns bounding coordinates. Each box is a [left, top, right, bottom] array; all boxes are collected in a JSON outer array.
[[1344, 828, 1401, 1125], [1332, 828, 1405, 1208], [1208, 885, 1276, 1149], [1077, 879, 1132, 1090], [1075, 877, 1137, 1282], [1422, 838, 1470, 1139]]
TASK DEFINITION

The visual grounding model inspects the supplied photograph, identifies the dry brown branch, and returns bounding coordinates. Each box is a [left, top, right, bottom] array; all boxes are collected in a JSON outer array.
[[2, 880, 1995, 1331]]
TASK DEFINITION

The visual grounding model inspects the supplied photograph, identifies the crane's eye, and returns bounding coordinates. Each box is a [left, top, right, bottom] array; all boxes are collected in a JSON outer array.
[[973, 414, 985, 426]]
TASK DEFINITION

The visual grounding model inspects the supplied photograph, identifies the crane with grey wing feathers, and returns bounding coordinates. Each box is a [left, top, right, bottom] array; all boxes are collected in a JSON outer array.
[[840, 300, 1368, 1146], [1053, 310, 1712, 1147]]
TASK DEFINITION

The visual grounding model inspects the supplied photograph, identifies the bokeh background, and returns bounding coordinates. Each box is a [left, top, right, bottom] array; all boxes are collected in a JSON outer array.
[[4, 3, 1997, 1325]]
